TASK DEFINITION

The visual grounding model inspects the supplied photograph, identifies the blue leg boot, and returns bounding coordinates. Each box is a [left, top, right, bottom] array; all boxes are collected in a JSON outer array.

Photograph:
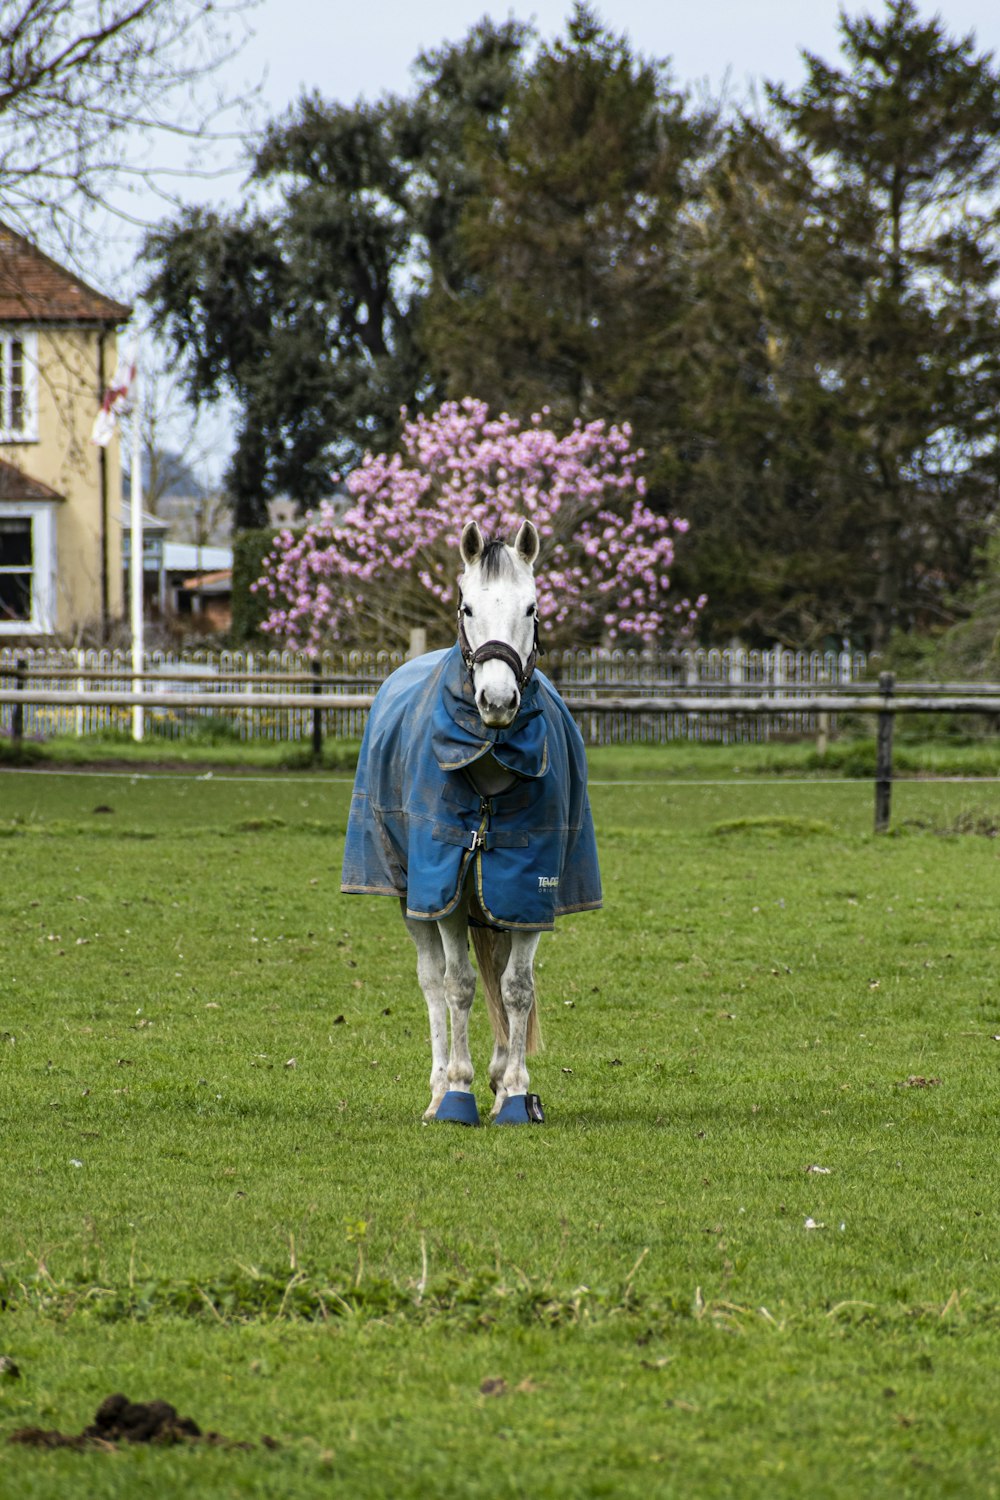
[[434, 1090, 480, 1126], [493, 1093, 545, 1125]]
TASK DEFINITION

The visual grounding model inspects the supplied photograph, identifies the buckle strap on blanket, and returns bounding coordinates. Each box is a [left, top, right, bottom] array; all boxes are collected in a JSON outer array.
[[432, 822, 530, 850]]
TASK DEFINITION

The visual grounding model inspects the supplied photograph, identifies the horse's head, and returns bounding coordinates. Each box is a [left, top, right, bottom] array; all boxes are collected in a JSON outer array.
[[458, 518, 540, 729]]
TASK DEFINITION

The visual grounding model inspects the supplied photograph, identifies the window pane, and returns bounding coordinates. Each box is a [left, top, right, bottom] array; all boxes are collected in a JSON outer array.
[[0, 570, 31, 620], [0, 518, 32, 567], [9, 339, 23, 431]]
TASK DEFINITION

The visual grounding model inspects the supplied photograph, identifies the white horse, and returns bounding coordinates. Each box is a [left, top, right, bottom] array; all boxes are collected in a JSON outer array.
[[341, 519, 602, 1125]]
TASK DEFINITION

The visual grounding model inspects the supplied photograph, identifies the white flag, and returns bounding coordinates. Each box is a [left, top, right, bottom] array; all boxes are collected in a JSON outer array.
[[92, 351, 137, 447]]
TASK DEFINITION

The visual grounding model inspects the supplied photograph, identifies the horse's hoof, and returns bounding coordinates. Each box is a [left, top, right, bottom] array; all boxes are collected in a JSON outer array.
[[493, 1093, 545, 1125], [433, 1090, 480, 1126]]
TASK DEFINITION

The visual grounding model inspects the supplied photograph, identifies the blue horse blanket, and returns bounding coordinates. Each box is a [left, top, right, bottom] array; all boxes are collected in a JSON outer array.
[[341, 644, 602, 930]]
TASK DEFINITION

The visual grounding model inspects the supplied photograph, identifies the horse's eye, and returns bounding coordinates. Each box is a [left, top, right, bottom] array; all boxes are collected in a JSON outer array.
[[462, 604, 473, 618], [526, 604, 536, 616]]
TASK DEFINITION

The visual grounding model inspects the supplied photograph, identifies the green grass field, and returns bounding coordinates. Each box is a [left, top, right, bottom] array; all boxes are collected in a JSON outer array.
[[1, 749, 999, 1496]]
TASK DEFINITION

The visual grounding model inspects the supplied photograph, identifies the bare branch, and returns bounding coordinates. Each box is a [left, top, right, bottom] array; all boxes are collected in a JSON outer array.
[[0, 0, 261, 244]]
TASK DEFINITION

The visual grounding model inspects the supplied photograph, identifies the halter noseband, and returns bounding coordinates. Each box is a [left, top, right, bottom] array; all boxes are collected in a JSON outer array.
[[457, 592, 540, 695]]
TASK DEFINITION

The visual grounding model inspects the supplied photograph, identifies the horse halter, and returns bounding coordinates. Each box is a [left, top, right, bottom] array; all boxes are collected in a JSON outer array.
[[457, 590, 540, 695]]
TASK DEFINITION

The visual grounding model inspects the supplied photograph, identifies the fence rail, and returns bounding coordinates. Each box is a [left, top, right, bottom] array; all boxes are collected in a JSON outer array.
[[4, 688, 1000, 715], [0, 643, 868, 746]]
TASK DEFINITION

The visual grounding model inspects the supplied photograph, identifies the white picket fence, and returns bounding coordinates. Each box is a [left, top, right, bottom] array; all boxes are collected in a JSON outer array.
[[548, 645, 864, 743], [0, 644, 867, 746]]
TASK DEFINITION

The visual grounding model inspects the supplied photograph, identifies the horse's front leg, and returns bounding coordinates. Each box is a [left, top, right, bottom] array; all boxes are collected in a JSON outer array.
[[437, 906, 477, 1096], [492, 930, 541, 1114], [404, 910, 449, 1118]]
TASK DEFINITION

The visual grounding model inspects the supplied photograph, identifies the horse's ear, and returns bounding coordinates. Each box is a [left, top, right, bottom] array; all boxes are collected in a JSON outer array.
[[460, 520, 485, 567], [513, 519, 540, 569]]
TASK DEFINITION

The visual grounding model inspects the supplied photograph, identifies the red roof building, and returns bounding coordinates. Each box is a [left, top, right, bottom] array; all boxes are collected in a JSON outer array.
[[0, 222, 130, 639]]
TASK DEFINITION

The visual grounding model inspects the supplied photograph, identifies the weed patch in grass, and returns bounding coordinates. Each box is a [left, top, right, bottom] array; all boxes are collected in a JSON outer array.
[[1, 1263, 665, 1329], [709, 814, 835, 837], [4, 1261, 998, 1342], [903, 807, 1000, 838], [0, 816, 157, 839]]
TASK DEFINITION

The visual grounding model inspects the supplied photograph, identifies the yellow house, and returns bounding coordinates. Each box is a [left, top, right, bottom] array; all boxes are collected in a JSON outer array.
[[0, 223, 131, 640]]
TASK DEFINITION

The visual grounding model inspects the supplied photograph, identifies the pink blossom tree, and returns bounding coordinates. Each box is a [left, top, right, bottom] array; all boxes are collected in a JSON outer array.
[[254, 398, 703, 655]]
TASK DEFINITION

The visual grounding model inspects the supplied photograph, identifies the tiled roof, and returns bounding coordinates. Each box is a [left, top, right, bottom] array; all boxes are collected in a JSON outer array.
[[0, 222, 131, 325], [0, 458, 64, 501]]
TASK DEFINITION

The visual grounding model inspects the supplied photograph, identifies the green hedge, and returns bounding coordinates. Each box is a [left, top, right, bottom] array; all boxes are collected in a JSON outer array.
[[230, 527, 289, 642]]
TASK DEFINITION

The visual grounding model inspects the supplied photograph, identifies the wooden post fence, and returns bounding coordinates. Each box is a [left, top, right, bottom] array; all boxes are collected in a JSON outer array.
[[311, 659, 323, 762], [874, 671, 896, 834], [11, 657, 26, 751]]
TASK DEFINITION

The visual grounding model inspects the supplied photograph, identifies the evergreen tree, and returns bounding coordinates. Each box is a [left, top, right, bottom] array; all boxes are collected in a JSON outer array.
[[669, 124, 871, 644], [767, 0, 1000, 648], [421, 3, 711, 479]]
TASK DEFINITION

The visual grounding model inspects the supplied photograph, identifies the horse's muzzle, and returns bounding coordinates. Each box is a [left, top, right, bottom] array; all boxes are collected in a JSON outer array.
[[476, 679, 520, 728]]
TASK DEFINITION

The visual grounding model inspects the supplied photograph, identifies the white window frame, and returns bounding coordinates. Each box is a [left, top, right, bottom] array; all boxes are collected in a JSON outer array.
[[0, 329, 39, 443], [0, 502, 56, 634]]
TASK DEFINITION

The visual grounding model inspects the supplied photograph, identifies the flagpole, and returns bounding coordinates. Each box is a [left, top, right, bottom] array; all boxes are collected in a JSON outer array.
[[130, 354, 144, 742]]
